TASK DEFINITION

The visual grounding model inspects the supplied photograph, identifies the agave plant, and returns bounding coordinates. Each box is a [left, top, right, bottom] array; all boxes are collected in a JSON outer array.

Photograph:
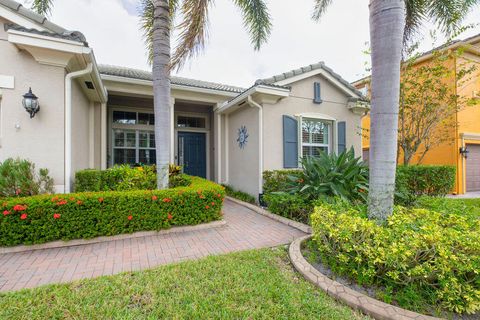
[[287, 148, 369, 202]]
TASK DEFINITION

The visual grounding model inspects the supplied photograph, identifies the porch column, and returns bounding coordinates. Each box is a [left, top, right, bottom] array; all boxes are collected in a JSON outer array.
[[215, 105, 222, 183], [170, 97, 175, 164], [100, 102, 107, 170], [88, 102, 95, 168]]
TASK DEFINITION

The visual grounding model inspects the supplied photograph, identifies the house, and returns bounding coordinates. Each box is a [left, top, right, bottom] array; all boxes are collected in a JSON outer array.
[[0, 0, 368, 199], [354, 34, 480, 195]]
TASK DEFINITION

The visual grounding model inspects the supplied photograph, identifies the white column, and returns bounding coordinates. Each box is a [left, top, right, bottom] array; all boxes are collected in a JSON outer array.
[[225, 113, 229, 184], [100, 102, 107, 170], [170, 97, 175, 164], [88, 102, 95, 168], [215, 107, 222, 183]]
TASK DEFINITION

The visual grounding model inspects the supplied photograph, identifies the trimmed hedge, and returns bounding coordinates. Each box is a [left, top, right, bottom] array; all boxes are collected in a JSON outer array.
[[311, 200, 480, 314], [264, 165, 456, 206], [395, 165, 456, 205], [263, 193, 312, 224], [75, 165, 157, 192], [0, 177, 225, 247], [262, 170, 302, 194]]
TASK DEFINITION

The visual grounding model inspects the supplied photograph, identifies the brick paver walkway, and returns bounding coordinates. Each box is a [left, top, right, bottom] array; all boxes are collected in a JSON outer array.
[[0, 199, 305, 292]]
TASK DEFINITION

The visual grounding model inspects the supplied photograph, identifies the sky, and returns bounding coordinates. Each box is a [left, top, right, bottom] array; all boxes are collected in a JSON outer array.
[[21, 0, 480, 87]]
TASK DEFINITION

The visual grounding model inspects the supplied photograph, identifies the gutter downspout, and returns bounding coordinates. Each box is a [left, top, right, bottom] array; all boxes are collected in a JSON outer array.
[[65, 63, 93, 193], [247, 96, 263, 197]]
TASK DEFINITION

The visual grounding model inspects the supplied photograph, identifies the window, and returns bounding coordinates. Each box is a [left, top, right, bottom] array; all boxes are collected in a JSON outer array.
[[301, 118, 331, 157], [112, 129, 156, 165], [111, 110, 156, 166], [177, 115, 206, 129]]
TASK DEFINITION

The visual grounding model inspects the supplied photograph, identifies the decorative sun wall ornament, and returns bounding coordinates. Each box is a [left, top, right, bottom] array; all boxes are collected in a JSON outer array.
[[237, 125, 249, 149]]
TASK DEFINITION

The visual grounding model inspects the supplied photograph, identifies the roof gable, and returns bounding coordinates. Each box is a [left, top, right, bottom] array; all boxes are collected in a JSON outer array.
[[0, 0, 65, 33], [256, 61, 364, 99]]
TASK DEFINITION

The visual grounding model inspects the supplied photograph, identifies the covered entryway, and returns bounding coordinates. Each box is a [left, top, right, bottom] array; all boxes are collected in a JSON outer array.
[[178, 132, 207, 178], [466, 144, 480, 192]]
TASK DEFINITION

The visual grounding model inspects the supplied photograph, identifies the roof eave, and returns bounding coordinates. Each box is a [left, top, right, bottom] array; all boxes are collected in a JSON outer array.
[[216, 85, 290, 114], [100, 74, 241, 97]]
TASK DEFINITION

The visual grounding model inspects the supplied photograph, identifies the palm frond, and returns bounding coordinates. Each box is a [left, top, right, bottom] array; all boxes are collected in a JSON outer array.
[[312, 0, 333, 21], [232, 0, 272, 50], [139, 0, 180, 65], [404, 0, 480, 44], [170, 0, 212, 69], [31, 0, 54, 16], [404, 0, 427, 45]]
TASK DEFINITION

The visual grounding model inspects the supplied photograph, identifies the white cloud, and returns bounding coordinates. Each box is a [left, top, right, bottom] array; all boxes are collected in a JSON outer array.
[[21, 0, 480, 87]]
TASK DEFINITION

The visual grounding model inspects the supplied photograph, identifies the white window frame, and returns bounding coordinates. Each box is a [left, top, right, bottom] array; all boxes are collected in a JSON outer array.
[[110, 106, 156, 166], [296, 113, 336, 165]]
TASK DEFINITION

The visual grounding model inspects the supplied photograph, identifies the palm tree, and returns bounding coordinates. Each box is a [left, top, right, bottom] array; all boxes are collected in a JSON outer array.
[[31, 0, 271, 190], [313, 0, 479, 222]]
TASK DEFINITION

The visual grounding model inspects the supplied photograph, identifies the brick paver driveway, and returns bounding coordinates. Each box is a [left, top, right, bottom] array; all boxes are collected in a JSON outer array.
[[0, 199, 306, 292]]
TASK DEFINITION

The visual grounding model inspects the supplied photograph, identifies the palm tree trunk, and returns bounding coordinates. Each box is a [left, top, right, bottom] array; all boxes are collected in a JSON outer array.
[[367, 0, 405, 222], [152, 0, 171, 189]]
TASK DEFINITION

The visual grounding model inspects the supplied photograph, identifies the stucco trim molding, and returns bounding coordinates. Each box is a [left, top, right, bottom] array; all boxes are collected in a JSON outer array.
[[289, 235, 440, 320], [461, 132, 480, 141], [0, 75, 14, 89]]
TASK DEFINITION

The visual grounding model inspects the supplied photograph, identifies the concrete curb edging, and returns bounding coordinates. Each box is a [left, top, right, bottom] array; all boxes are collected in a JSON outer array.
[[0, 220, 227, 255], [289, 235, 441, 320], [226, 196, 312, 234]]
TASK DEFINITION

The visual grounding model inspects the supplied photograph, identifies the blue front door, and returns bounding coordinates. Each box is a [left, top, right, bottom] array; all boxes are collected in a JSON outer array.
[[178, 132, 207, 178]]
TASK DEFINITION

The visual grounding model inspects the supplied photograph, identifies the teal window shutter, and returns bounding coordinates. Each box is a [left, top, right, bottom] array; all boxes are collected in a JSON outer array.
[[337, 121, 346, 154], [313, 82, 322, 104], [283, 115, 298, 168]]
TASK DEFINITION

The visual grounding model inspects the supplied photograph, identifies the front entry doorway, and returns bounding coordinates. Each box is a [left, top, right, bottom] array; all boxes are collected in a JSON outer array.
[[178, 132, 207, 178]]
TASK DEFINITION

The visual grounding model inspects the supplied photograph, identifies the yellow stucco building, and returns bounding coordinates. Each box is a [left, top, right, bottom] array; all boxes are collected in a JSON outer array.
[[354, 34, 480, 195]]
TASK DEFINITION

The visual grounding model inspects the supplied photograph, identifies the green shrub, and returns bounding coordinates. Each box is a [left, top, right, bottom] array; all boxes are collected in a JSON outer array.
[[263, 193, 312, 224], [0, 177, 225, 247], [222, 185, 256, 204], [414, 196, 480, 217], [311, 201, 480, 314], [169, 174, 192, 188], [263, 170, 302, 194], [75, 165, 159, 192], [0, 158, 54, 198], [395, 165, 456, 206], [288, 148, 368, 202]]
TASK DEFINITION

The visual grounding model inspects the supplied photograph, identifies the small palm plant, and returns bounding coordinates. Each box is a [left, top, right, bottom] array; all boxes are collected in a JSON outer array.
[[287, 148, 369, 203]]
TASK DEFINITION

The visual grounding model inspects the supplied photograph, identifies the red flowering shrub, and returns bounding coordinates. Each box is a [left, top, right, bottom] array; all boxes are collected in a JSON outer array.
[[3, 210, 10, 216], [152, 195, 158, 201], [20, 214, 27, 220], [0, 176, 224, 247], [13, 205, 27, 211], [56, 200, 67, 206]]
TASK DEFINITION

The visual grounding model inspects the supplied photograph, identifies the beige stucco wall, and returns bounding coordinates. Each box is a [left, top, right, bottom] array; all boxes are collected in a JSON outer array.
[[226, 106, 260, 197], [71, 79, 91, 180], [0, 17, 66, 191], [263, 74, 363, 171]]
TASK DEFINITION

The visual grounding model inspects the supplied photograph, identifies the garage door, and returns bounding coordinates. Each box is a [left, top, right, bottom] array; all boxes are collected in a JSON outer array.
[[466, 144, 480, 192]]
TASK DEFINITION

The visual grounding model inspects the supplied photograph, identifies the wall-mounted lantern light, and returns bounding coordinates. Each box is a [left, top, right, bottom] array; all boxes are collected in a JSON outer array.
[[460, 146, 469, 159], [22, 87, 40, 118]]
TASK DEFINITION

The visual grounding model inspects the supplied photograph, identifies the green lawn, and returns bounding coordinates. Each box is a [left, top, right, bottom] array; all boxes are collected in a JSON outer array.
[[0, 248, 367, 320]]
